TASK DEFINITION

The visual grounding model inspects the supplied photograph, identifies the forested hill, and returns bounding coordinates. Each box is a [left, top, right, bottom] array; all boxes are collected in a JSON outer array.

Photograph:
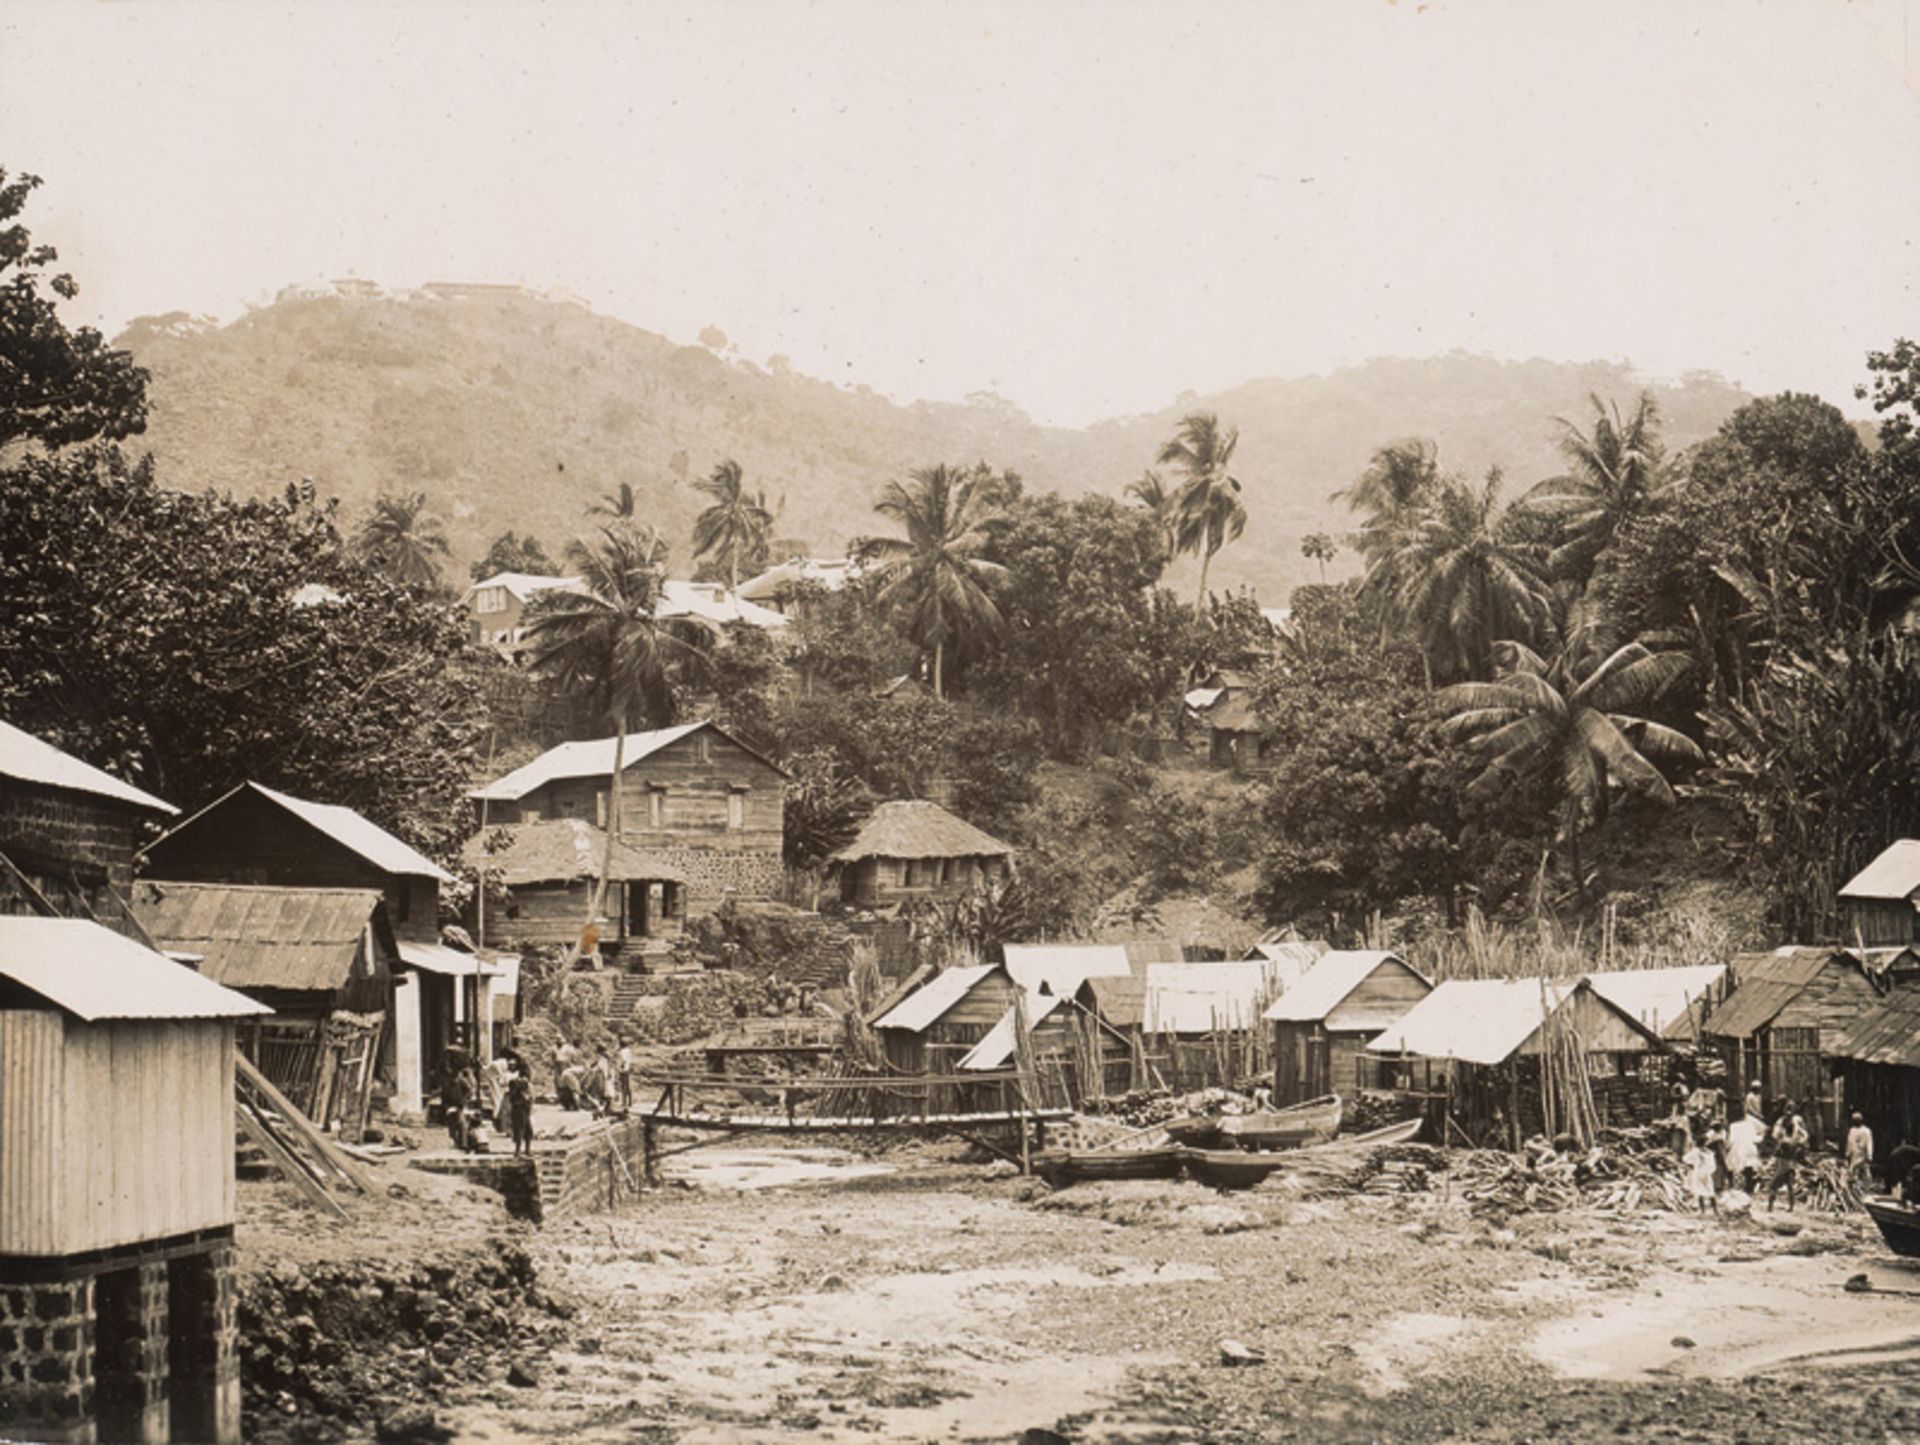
[[118, 286, 1753, 594]]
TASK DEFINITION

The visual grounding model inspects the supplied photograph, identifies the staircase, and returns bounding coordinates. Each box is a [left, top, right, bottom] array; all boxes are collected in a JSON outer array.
[[605, 973, 651, 1025]]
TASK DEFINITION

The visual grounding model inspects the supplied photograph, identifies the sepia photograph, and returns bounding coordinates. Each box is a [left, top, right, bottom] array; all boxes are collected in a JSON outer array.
[[2, 1, 1919, 1440]]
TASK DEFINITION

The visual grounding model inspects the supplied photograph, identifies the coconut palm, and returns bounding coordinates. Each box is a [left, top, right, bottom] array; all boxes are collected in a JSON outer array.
[[1387, 468, 1552, 681], [1439, 626, 1703, 899], [1157, 413, 1247, 615], [691, 459, 776, 590], [589, 482, 639, 521], [353, 491, 450, 589], [1522, 393, 1668, 585], [1335, 440, 1444, 568], [860, 463, 1006, 698], [1125, 468, 1179, 569], [525, 523, 713, 919]]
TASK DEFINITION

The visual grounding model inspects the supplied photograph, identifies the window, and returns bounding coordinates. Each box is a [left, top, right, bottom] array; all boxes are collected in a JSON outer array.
[[695, 733, 712, 763], [596, 790, 609, 827], [475, 587, 506, 614], [648, 787, 665, 829], [727, 788, 746, 830]]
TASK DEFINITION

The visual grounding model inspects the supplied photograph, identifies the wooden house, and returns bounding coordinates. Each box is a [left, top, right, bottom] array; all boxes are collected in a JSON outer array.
[[131, 880, 398, 1136], [1368, 978, 1663, 1148], [1003, 942, 1137, 998], [465, 570, 586, 660], [1828, 992, 1920, 1172], [0, 916, 265, 1444], [0, 718, 177, 934], [470, 721, 788, 915], [463, 818, 688, 952], [1699, 946, 1893, 1139], [829, 800, 1014, 909], [1582, 964, 1730, 1044], [1838, 840, 1920, 948], [869, 963, 1017, 1075], [1185, 670, 1273, 775], [1264, 950, 1433, 1105], [141, 781, 453, 945], [1072, 974, 1153, 1095]]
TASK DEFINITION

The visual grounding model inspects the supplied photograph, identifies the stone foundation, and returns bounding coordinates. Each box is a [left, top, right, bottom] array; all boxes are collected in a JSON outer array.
[[0, 1233, 238, 1445], [411, 1116, 654, 1224]]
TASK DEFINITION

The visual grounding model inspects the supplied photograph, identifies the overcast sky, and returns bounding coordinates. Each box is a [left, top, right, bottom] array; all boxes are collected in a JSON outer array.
[[5, 0, 1917, 427]]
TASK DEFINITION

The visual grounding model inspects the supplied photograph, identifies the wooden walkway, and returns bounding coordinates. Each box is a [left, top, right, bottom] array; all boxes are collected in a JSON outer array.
[[634, 1069, 1071, 1134]]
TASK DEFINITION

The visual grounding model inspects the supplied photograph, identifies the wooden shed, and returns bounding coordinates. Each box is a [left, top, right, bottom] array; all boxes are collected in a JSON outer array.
[[1368, 978, 1663, 1148], [869, 963, 1017, 1075], [0, 916, 266, 1444], [1698, 946, 1890, 1139], [1828, 991, 1920, 1173], [830, 800, 1014, 909], [1837, 840, 1920, 948], [1264, 950, 1433, 1106], [463, 817, 688, 951]]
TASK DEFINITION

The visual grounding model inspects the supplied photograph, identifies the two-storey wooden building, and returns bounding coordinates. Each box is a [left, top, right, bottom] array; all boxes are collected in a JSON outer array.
[[469, 721, 788, 916]]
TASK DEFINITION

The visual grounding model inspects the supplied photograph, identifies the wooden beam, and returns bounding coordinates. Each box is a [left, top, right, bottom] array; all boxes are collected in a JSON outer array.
[[236, 1050, 374, 1193], [237, 1103, 347, 1218]]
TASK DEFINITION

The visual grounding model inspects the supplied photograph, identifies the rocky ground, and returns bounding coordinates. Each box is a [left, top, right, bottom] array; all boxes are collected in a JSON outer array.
[[237, 1138, 1920, 1443]]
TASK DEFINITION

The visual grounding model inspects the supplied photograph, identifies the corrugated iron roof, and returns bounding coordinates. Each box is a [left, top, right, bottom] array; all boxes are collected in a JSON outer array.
[[399, 941, 500, 977], [0, 719, 176, 816], [1828, 992, 1920, 1067], [461, 819, 687, 885], [465, 571, 586, 604], [254, 784, 454, 883], [1002, 942, 1133, 997], [832, 801, 1015, 866], [958, 993, 1068, 1070], [1144, 959, 1275, 1034], [1367, 978, 1582, 1065], [471, 720, 788, 803], [1699, 948, 1844, 1040], [1081, 973, 1147, 1028], [871, 963, 1004, 1034], [658, 580, 790, 631], [1584, 964, 1728, 1034], [0, 916, 269, 1021], [1838, 840, 1920, 902], [131, 880, 388, 994], [1264, 950, 1425, 1023]]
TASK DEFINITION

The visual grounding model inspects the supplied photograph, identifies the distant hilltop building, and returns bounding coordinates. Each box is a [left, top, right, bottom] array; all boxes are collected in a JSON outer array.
[[465, 572, 786, 664]]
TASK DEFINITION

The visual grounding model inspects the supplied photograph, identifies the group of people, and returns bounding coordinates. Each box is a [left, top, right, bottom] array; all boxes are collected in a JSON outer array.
[[1673, 1077, 1916, 1215], [553, 1034, 636, 1118], [438, 1044, 537, 1156]]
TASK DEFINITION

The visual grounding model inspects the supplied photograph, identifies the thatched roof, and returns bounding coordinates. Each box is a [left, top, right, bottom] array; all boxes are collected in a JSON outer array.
[[829, 800, 1014, 864], [463, 819, 686, 886]]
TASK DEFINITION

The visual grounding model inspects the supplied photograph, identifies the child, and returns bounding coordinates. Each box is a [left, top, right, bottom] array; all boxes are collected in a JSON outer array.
[[507, 1072, 534, 1157], [1683, 1135, 1719, 1216]]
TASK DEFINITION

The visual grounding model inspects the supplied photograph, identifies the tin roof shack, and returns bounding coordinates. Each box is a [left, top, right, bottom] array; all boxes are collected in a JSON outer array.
[[470, 721, 788, 915], [1072, 974, 1153, 1096], [1700, 946, 1891, 1142], [1265, 950, 1433, 1106], [1583, 964, 1730, 1045], [141, 781, 452, 944], [1002, 942, 1138, 999], [463, 818, 689, 955], [957, 992, 1076, 1105], [830, 800, 1014, 910], [1140, 959, 1289, 1092], [870, 963, 1022, 1111], [1838, 840, 1920, 948], [0, 719, 177, 935], [1828, 992, 1920, 1175], [1184, 669, 1274, 775], [131, 881, 398, 1136], [0, 916, 265, 1445], [1368, 978, 1662, 1149]]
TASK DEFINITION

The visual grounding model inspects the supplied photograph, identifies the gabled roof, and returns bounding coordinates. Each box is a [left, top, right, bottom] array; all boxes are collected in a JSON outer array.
[[466, 572, 586, 604], [462, 819, 686, 885], [1700, 947, 1849, 1040], [1080, 973, 1148, 1028], [1002, 942, 1135, 996], [131, 880, 391, 994], [470, 720, 788, 803], [0, 916, 269, 1021], [958, 992, 1068, 1071], [737, 556, 867, 600], [1828, 991, 1920, 1068], [398, 940, 501, 978], [0, 719, 176, 816], [1264, 950, 1428, 1024], [870, 963, 1003, 1034], [1838, 840, 1920, 903], [830, 800, 1014, 865], [1144, 959, 1277, 1034], [1583, 964, 1728, 1035], [657, 579, 790, 630], [149, 782, 452, 883], [1368, 978, 1587, 1065]]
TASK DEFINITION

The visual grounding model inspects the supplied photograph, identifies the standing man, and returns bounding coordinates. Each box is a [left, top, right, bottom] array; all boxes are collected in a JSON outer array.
[[554, 1036, 577, 1100], [617, 1034, 635, 1114], [1768, 1103, 1810, 1213], [1743, 1079, 1764, 1122], [507, 1072, 534, 1156], [1845, 1112, 1876, 1189]]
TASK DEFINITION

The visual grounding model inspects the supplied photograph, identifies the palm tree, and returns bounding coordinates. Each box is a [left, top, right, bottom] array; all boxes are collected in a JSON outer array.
[[353, 491, 449, 588], [1387, 468, 1552, 681], [525, 523, 713, 920], [1521, 393, 1668, 585], [860, 463, 1006, 698], [691, 459, 776, 590], [589, 482, 639, 521], [1335, 440, 1443, 567], [1125, 469, 1179, 569], [1157, 413, 1247, 615], [1439, 627, 1703, 900], [1301, 532, 1339, 584]]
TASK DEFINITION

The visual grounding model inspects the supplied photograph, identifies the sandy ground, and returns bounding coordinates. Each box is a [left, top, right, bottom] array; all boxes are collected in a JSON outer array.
[[435, 1137, 1920, 1443]]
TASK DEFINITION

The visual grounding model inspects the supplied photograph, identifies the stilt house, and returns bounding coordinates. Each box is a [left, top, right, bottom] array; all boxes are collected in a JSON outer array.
[[1264, 950, 1433, 1105]]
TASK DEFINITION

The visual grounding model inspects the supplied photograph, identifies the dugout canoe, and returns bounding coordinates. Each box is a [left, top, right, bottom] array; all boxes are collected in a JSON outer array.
[[1033, 1146, 1185, 1187], [1181, 1116, 1426, 1191], [1864, 1196, 1920, 1258], [1215, 1094, 1343, 1151]]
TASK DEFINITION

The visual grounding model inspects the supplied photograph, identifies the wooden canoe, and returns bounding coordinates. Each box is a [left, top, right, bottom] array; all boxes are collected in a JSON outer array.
[[1034, 1146, 1186, 1187], [1182, 1117, 1426, 1191], [1216, 1094, 1343, 1151], [1864, 1196, 1920, 1259]]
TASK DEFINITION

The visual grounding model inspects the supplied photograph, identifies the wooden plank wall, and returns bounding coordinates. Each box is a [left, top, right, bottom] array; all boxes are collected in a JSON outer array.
[[1776, 961, 1886, 1051], [1324, 963, 1431, 1034]]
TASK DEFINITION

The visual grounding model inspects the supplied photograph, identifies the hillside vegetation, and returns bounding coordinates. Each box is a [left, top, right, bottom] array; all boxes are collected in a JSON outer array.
[[118, 287, 1750, 595]]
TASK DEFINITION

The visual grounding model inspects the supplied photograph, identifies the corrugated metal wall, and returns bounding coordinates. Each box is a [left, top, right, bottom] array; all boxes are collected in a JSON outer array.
[[0, 1009, 65, 1254]]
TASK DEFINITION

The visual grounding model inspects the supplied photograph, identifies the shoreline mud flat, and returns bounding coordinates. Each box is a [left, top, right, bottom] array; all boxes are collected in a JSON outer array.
[[410, 1138, 1920, 1443]]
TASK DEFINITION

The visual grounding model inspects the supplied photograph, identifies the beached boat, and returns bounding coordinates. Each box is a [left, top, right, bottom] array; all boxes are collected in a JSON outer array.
[[1864, 1196, 1920, 1258], [1215, 1094, 1343, 1150], [1033, 1146, 1186, 1187], [1181, 1116, 1426, 1190], [1161, 1115, 1223, 1147]]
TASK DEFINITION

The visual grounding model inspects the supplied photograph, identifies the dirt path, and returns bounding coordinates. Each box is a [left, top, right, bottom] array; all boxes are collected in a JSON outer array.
[[442, 1140, 1920, 1442]]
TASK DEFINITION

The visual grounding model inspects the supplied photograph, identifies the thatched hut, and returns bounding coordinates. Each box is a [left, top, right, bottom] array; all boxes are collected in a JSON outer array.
[[829, 800, 1014, 909]]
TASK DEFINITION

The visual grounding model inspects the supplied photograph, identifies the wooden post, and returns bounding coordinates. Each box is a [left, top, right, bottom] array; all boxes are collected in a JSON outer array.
[[1018, 1099, 1031, 1176]]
